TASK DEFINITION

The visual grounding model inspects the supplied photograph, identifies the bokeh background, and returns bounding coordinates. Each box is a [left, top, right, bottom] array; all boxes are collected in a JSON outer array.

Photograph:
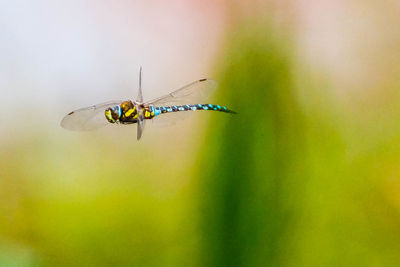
[[2, 0, 400, 266]]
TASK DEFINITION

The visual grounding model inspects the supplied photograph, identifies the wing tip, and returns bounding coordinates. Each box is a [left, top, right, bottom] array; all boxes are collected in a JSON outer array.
[[199, 78, 218, 89]]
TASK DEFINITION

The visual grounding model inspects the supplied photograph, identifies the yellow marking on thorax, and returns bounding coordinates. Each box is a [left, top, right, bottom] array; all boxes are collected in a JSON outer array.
[[125, 108, 135, 117], [144, 111, 150, 118]]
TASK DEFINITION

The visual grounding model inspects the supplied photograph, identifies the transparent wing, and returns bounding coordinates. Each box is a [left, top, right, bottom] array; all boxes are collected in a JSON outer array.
[[136, 66, 143, 103], [137, 116, 145, 140], [60, 101, 123, 131], [151, 111, 193, 128], [145, 79, 217, 106], [136, 106, 146, 140]]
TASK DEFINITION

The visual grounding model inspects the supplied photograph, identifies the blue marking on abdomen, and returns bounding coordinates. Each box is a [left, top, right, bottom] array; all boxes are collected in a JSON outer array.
[[157, 104, 234, 114], [150, 106, 159, 116]]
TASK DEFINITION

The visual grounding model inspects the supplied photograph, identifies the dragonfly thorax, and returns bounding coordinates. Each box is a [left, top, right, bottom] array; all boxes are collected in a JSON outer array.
[[105, 100, 142, 124]]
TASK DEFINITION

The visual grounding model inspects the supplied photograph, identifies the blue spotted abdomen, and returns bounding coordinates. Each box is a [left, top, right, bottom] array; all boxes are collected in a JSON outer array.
[[150, 104, 236, 117]]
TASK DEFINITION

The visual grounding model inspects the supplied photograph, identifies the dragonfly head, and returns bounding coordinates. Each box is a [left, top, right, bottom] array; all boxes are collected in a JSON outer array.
[[105, 105, 122, 123]]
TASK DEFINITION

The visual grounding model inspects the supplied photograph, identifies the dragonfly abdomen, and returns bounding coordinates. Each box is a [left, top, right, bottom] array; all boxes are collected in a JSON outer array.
[[150, 104, 236, 118]]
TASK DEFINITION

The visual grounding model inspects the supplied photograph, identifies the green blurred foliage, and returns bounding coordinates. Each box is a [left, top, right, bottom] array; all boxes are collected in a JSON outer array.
[[197, 22, 400, 267], [198, 26, 308, 266], [0, 135, 202, 266]]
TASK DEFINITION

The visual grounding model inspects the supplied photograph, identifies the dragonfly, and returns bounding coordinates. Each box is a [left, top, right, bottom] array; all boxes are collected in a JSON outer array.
[[61, 68, 236, 140]]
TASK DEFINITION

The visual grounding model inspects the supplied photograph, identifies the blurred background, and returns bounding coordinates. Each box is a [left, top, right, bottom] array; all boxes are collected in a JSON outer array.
[[2, 0, 400, 266]]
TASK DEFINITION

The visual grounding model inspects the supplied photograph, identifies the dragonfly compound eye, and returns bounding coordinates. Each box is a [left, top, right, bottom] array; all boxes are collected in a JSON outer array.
[[105, 108, 116, 123]]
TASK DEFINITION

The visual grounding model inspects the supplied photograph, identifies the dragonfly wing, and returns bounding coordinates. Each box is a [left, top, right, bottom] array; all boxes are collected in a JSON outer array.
[[145, 79, 217, 106], [136, 66, 143, 103], [151, 110, 197, 127], [61, 101, 123, 131], [147, 79, 217, 128], [137, 114, 145, 140]]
